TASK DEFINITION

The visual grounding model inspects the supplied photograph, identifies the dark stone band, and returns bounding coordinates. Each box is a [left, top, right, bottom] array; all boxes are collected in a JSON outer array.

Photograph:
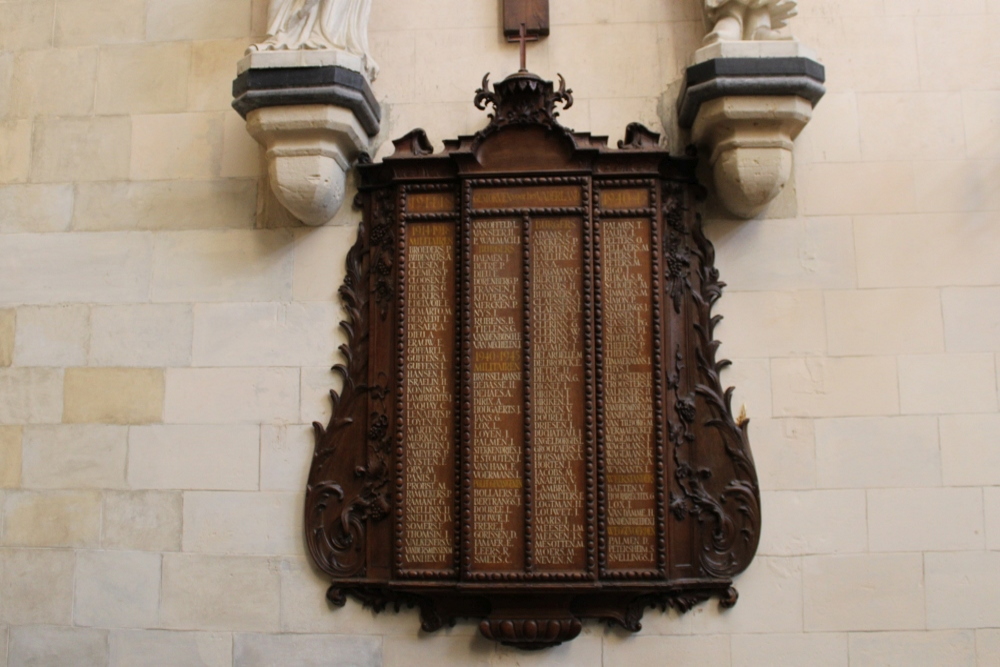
[[678, 58, 827, 129], [232, 65, 381, 137]]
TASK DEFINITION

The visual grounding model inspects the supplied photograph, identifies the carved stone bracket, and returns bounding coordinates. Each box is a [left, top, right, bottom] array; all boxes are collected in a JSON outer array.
[[232, 51, 381, 226], [677, 36, 825, 218]]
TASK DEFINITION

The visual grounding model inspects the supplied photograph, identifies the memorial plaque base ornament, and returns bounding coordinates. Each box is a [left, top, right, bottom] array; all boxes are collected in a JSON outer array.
[[304, 69, 762, 649]]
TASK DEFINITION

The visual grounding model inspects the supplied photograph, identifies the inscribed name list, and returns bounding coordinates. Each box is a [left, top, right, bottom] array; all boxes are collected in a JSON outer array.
[[403, 222, 456, 570], [531, 217, 587, 571], [602, 219, 657, 569], [471, 218, 524, 570]]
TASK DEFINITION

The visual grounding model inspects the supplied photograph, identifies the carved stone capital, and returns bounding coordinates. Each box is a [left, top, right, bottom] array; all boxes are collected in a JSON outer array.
[[246, 104, 370, 226]]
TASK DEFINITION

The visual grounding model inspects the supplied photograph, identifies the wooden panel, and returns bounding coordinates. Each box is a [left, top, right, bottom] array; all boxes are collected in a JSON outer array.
[[472, 186, 581, 210], [530, 217, 587, 572], [469, 218, 525, 573], [600, 218, 657, 572], [503, 0, 550, 38], [401, 222, 457, 573]]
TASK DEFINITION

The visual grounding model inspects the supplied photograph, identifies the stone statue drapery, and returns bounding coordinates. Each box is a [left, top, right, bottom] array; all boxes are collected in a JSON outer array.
[[250, 0, 379, 80], [703, 0, 797, 43]]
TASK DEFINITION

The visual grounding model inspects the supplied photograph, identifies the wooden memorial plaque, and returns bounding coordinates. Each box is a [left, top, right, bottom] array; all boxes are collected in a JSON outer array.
[[305, 71, 761, 649]]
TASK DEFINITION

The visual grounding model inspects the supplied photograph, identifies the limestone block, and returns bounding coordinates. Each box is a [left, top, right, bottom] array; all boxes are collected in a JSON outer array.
[[858, 93, 966, 161], [0, 53, 11, 118], [2, 490, 101, 548], [720, 358, 772, 418], [146, 0, 251, 41], [160, 554, 280, 631], [913, 159, 1000, 214], [109, 630, 232, 667], [55, 0, 146, 47], [183, 491, 302, 556], [221, 111, 262, 178], [192, 303, 338, 368], [794, 92, 861, 164], [942, 287, 1000, 352], [800, 162, 916, 217], [641, 556, 803, 636], [604, 635, 730, 667], [74, 180, 256, 231], [371, 0, 494, 32], [732, 633, 848, 667], [0, 309, 14, 366], [0, 548, 75, 624], [22, 425, 127, 489], [963, 91, 1000, 161], [849, 631, 976, 667], [916, 16, 997, 92], [868, 488, 984, 552], [0, 426, 21, 488], [8, 626, 108, 666], [90, 305, 193, 368], [32, 116, 132, 183], [292, 225, 356, 302], [825, 289, 944, 355], [855, 213, 1000, 288], [748, 418, 815, 490], [300, 367, 335, 425], [64, 368, 165, 425], [898, 353, 998, 415], [942, 415, 1000, 489], [0, 232, 152, 305], [708, 216, 856, 291], [128, 425, 260, 491], [95, 43, 190, 115], [75, 550, 161, 628], [410, 28, 528, 106], [0, 184, 74, 233], [886, 0, 987, 14], [13, 305, 90, 367], [235, 633, 382, 667], [0, 368, 64, 425], [715, 291, 825, 358], [979, 630, 1000, 666], [191, 40, 249, 112], [246, 105, 370, 226], [131, 112, 223, 180], [550, 24, 663, 101], [261, 426, 312, 492], [989, 489, 1000, 551], [925, 551, 1000, 629], [12, 48, 98, 117], [590, 98, 663, 143], [771, 356, 899, 418], [0, 119, 31, 184], [150, 230, 294, 303], [103, 490, 182, 551], [163, 368, 299, 425], [758, 490, 867, 556], [0, 1, 54, 51], [803, 554, 925, 631], [816, 416, 942, 489], [277, 556, 426, 635], [367, 31, 417, 105]]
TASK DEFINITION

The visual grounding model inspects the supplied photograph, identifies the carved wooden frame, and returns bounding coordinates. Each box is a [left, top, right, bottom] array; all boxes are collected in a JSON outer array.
[[304, 71, 761, 650]]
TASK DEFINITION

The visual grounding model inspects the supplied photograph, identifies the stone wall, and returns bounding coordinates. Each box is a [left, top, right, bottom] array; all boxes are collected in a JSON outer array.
[[1, 0, 999, 665]]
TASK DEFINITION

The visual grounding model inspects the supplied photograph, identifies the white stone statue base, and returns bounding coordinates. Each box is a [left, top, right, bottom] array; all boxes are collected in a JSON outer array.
[[691, 96, 812, 219], [246, 105, 369, 226], [237, 49, 365, 76]]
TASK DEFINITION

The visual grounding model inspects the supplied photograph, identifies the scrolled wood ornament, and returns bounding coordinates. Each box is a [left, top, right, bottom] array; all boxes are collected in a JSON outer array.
[[304, 69, 762, 650]]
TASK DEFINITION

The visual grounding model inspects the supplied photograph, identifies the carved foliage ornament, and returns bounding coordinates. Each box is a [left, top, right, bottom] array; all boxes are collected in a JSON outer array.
[[305, 70, 761, 650]]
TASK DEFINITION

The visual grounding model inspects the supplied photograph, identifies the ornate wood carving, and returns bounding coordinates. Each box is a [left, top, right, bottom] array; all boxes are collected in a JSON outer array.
[[305, 70, 762, 650]]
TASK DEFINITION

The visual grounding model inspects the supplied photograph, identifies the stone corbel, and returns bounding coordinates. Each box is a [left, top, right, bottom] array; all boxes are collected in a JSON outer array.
[[678, 1, 824, 218], [232, 52, 381, 226]]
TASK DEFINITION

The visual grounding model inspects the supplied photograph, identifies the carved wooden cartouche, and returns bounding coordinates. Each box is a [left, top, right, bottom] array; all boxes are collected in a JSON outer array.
[[304, 70, 761, 650]]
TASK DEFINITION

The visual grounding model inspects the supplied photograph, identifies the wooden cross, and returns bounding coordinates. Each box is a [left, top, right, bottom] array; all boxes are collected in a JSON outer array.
[[510, 22, 539, 72]]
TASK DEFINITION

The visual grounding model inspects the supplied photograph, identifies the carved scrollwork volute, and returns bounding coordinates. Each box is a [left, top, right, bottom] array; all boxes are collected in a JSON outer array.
[[665, 186, 761, 579], [305, 203, 393, 579]]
